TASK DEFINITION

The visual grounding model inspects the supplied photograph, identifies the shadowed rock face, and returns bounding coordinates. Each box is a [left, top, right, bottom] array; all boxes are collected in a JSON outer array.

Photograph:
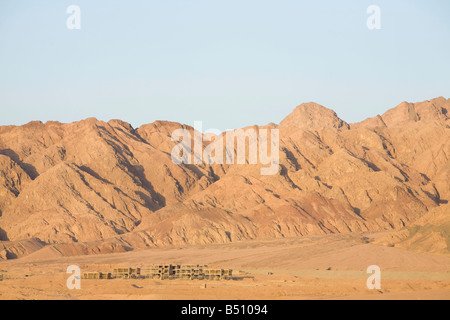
[[0, 97, 449, 258]]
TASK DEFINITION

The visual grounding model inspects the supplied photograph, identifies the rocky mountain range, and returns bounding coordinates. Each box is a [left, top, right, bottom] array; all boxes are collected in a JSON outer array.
[[1, 97, 449, 260]]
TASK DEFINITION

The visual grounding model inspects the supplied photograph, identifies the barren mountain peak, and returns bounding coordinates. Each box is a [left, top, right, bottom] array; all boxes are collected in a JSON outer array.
[[380, 97, 449, 127], [108, 119, 134, 131], [353, 96, 449, 129], [279, 102, 350, 131], [23, 121, 44, 128]]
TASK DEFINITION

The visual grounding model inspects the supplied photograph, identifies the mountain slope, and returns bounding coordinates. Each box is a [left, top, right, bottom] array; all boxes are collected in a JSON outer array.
[[0, 97, 449, 259]]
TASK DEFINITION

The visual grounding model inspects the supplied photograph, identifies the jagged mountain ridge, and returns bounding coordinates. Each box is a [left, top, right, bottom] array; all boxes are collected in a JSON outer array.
[[0, 97, 449, 259]]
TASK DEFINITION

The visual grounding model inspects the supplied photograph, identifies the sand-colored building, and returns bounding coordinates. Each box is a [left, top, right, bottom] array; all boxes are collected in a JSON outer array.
[[143, 264, 232, 281], [112, 267, 141, 279], [82, 264, 233, 281], [82, 272, 112, 280]]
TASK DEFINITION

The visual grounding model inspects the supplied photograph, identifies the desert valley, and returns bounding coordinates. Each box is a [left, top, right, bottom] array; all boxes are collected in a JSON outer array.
[[1, 97, 449, 300]]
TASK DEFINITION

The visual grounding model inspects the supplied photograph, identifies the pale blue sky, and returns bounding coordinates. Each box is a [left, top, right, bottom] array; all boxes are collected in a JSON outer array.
[[1, 0, 449, 130]]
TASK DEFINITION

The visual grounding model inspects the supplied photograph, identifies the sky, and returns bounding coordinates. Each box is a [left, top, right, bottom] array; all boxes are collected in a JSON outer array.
[[0, 0, 449, 131]]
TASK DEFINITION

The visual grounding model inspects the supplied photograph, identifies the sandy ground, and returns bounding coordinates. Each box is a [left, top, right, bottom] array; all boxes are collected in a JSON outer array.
[[0, 232, 449, 300]]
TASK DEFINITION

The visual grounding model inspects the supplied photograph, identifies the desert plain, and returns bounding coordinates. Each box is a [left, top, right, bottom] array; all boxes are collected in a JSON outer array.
[[1, 231, 449, 300]]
